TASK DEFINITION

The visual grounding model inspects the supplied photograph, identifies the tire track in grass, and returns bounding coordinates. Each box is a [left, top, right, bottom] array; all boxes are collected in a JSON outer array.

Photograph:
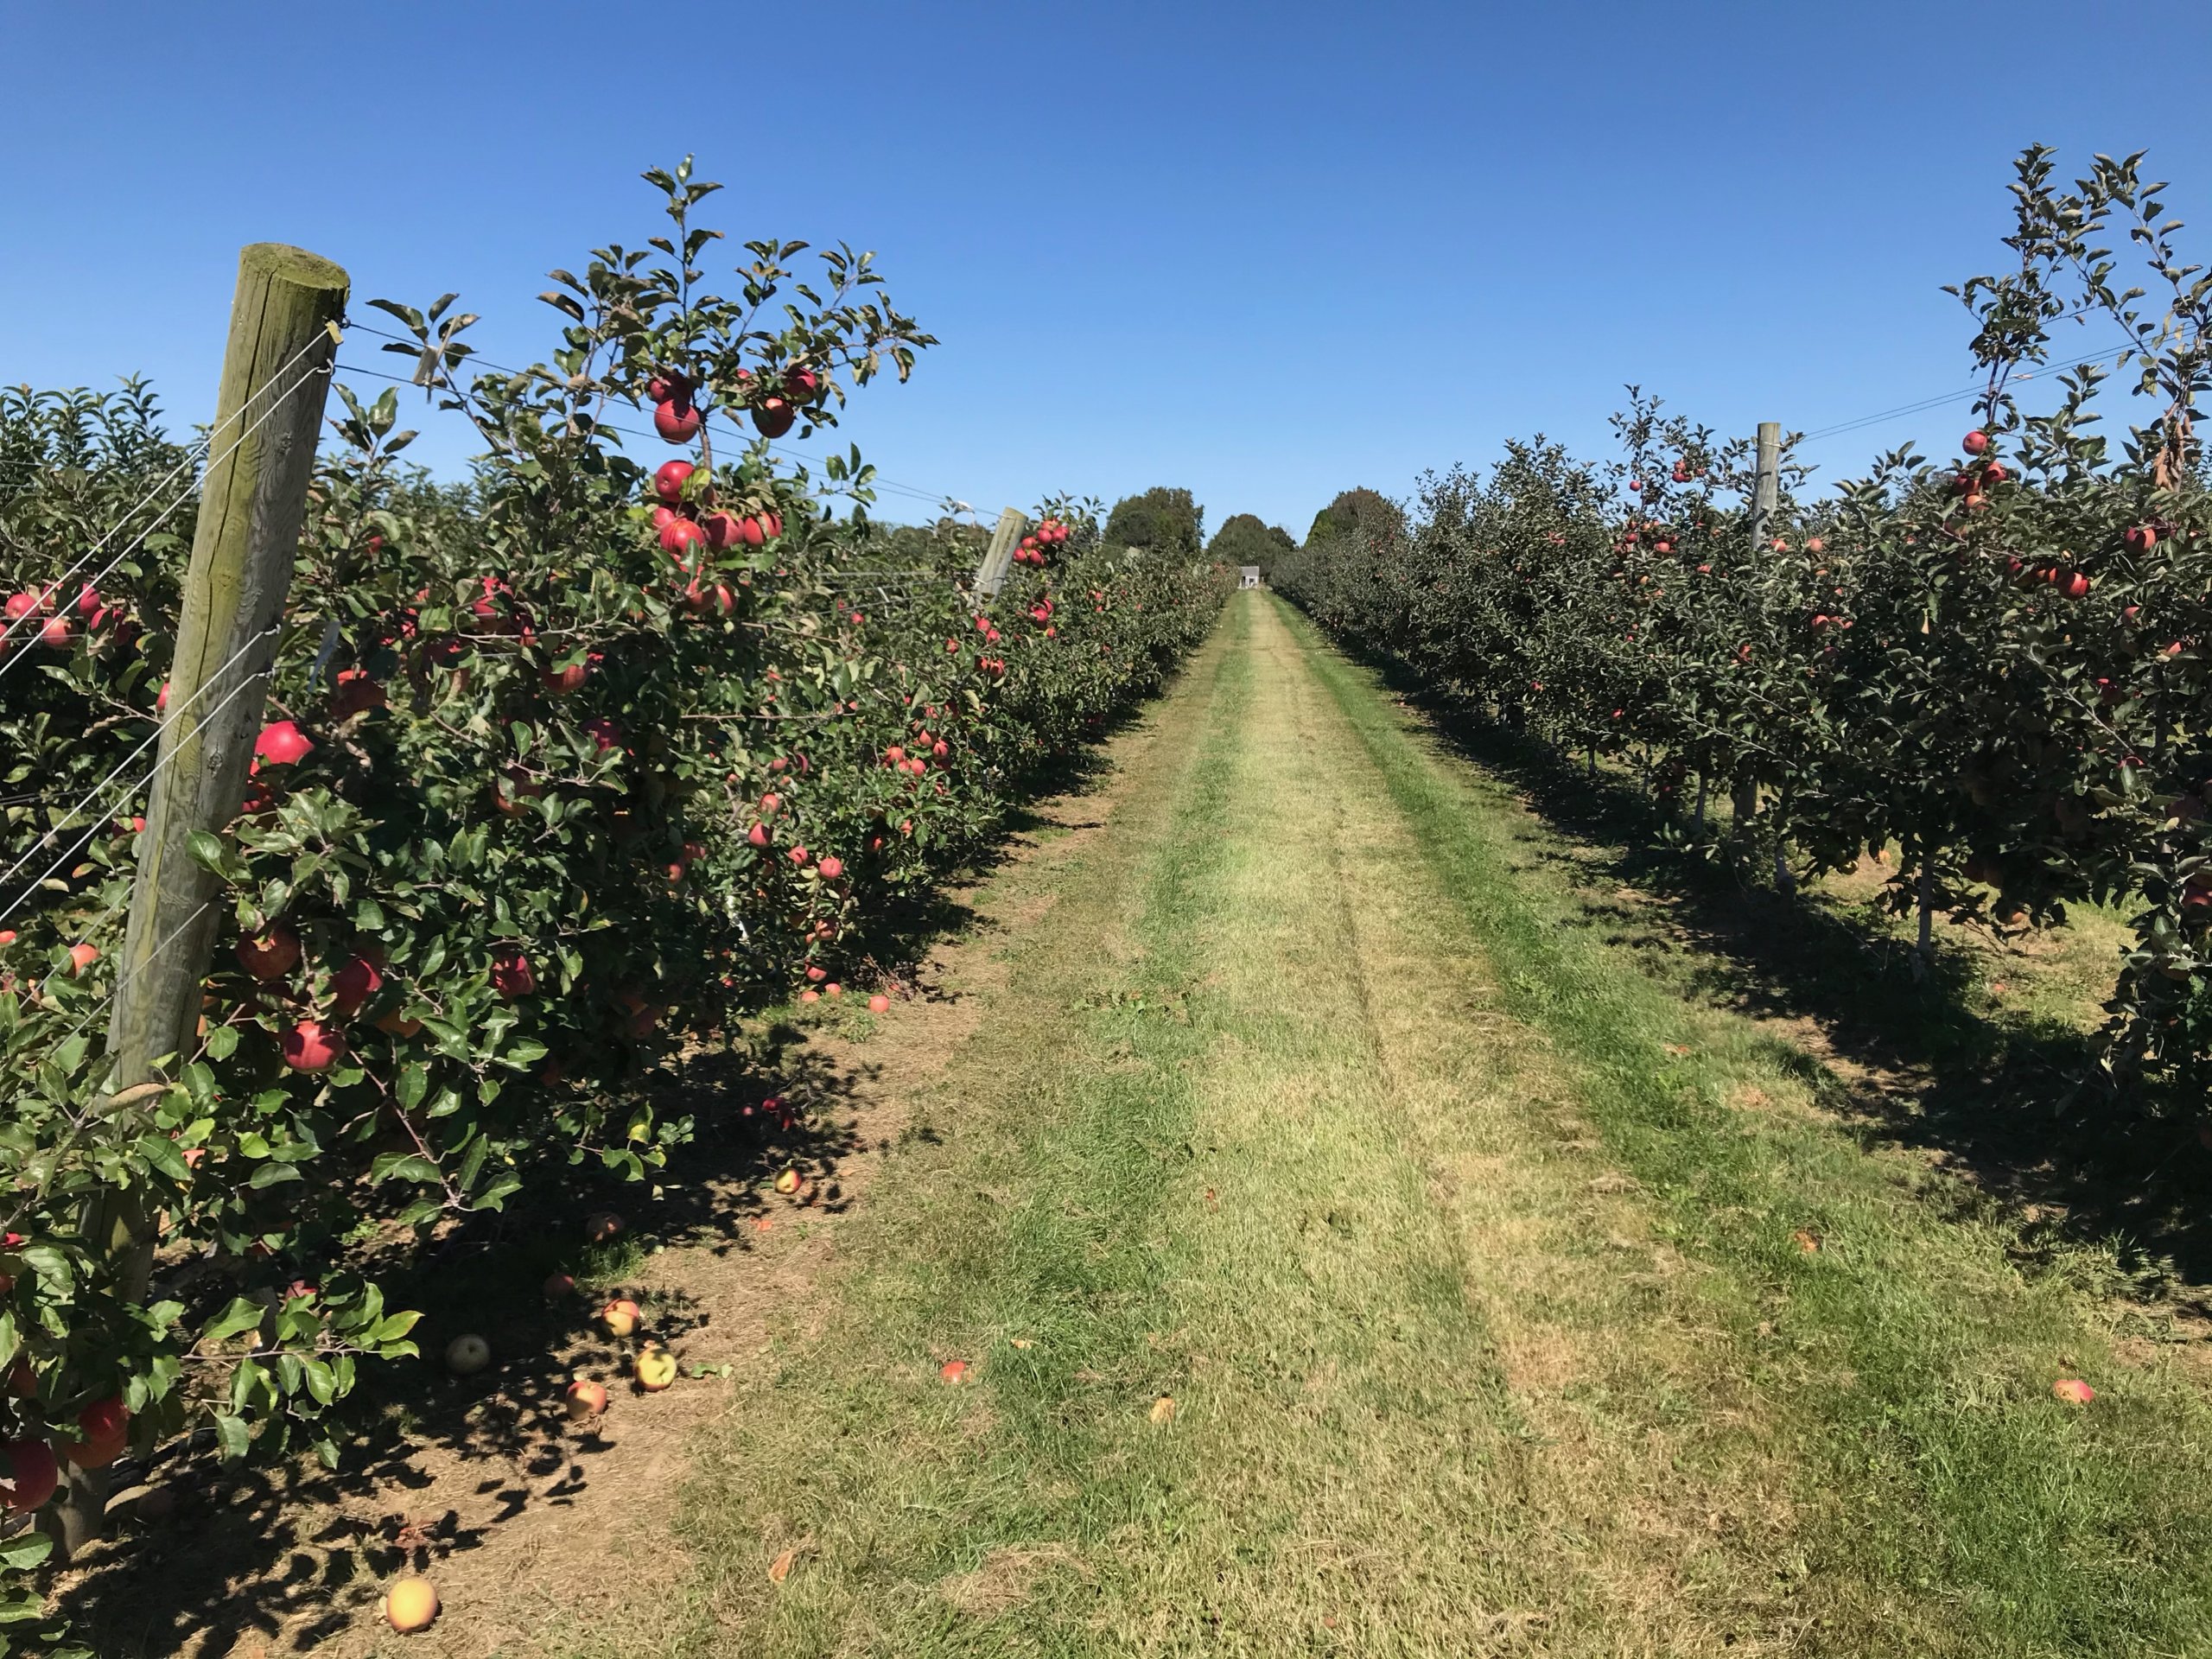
[[1281, 594, 2212, 1656], [1208, 599, 1807, 1653]]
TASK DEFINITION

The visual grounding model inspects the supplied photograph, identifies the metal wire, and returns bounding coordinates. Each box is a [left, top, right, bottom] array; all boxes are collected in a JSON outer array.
[[0, 334, 335, 671], [0, 618, 282, 930]]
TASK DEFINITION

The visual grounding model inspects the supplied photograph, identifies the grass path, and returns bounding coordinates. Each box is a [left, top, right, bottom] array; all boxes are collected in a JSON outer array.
[[572, 593, 2212, 1658]]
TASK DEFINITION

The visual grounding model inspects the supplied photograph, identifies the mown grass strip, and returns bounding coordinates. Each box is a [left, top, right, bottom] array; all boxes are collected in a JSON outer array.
[[575, 607, 1251, 1656], [1286, 594, 2212, 1658]]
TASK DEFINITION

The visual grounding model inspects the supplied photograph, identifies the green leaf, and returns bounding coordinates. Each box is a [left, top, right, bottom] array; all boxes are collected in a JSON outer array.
[[202, 1297, 267, 1344], [212, 1410, 251, 1461], [370, 1153, 442, 1185], [0, 1530, 53, 1571], [186, 830, 249, 882], [371, 1309, 423, 1344], [135, 1134, 190, 1182]]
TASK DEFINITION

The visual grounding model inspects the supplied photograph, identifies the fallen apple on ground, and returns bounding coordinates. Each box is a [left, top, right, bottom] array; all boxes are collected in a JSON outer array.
[[566, 1378, 608, 1420], [634, 1344, 679, 1391], [383, 1575, 440, 1632], [445, 1334, 491, 1376]]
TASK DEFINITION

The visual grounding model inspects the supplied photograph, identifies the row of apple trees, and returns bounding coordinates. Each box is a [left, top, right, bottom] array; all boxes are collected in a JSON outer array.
[[0, 160, 1228, 1644], [1275, 145, 2212, 1120]]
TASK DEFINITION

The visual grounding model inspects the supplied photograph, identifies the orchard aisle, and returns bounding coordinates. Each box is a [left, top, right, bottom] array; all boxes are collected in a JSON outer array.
[[558, 593, 2212, 1659]]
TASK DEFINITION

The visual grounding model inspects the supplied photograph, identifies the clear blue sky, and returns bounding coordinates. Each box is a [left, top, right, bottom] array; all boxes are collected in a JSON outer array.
[[5, 1, 2208, 537]]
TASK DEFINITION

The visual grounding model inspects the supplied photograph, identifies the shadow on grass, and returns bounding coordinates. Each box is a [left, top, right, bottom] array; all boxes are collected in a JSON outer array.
[[1363, 657, 2212, 1302], [56, 691, 1152, 1656]]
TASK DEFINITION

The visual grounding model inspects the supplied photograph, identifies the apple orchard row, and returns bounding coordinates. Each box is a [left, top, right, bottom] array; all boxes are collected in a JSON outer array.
[[0, 162, 1228, 1644], [1276, 153, 2212, 1121]]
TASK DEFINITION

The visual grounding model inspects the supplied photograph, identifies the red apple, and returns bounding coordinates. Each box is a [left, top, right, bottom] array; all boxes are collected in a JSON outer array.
[[645, 371, 692, 405], [254, 720, 313, 766], [331, 952, 383, 1014], [281, 1020, 344, 1072], [67, 942, 99, 976], [653, 459, 696, 505], [491, 950, 536, 997], [752, 398, 796, 439], [1, 1440, 57, 1512], [660, 517, 707, 557], [38, 616, 70, 649], [565, 1378, 608, 1420], [653, 399, 702, 442], [817, 855, 843, 880], [2125, 524, 2158, 555], [542, 656, 592, 694], [868, 994, 890, 1014], [236, 926, 302, 982], [1962, 429, 1989, 455], [76, 1396, 128, 1441], [331, 669, 385, 718]]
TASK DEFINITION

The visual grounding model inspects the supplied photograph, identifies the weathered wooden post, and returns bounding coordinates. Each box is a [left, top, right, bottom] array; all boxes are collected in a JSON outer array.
[[1732, 421, 1782, 839], [56, 244, 348, 1555], [1750, 421, 1780, 550], [972, 506, 1029, 597]]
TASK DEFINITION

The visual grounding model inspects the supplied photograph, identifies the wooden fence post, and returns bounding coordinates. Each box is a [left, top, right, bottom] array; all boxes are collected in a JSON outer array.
[[1732, 421, 1783, 836], [973, 506, 1029, 597], [55, 244, 347, 1556], [1750, 421, 1780, 552]]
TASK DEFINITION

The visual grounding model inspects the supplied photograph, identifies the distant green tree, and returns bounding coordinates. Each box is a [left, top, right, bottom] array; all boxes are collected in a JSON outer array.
[[1104, 486, 1205, 558], [1304, 486, 1405, 548], [1208, 512, 1297, 577]]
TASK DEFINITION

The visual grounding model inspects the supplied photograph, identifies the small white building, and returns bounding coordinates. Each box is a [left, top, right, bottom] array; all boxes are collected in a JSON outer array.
[[1240, 566, 1261, 589]]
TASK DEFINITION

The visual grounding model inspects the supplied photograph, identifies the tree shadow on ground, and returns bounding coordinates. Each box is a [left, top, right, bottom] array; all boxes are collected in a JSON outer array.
[[56, 701, 1146, 1655], [1374, 664, 2212, 1303]]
